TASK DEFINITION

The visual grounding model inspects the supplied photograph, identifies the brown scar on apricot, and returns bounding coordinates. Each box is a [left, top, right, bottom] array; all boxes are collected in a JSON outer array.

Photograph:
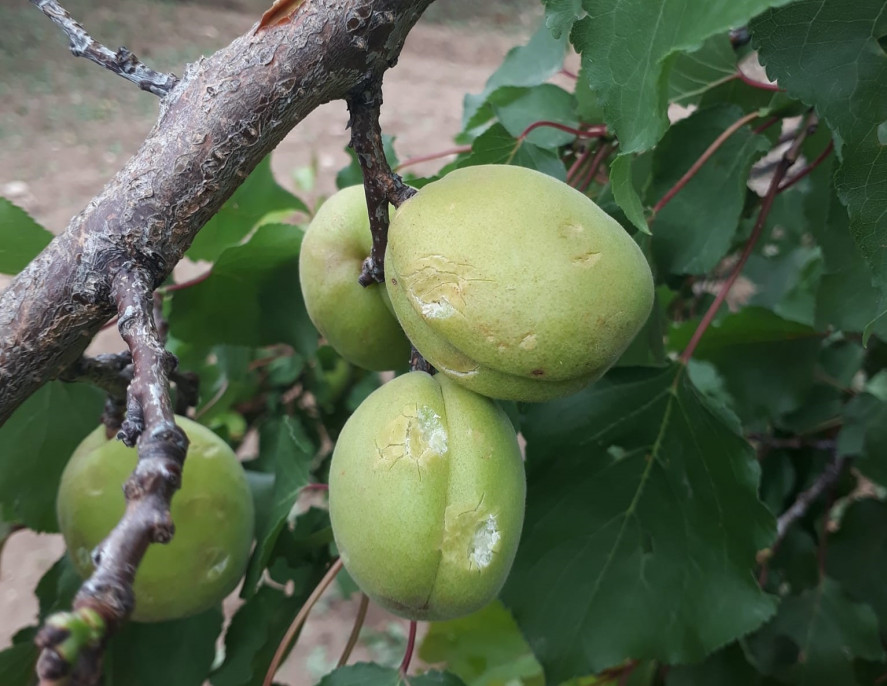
[[531, 369, 545, 377]]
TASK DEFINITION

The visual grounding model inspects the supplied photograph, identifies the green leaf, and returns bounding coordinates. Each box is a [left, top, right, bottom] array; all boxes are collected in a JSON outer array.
[[666, 642, 777, 685], [462, 24, 568, 130], [319, 664, 467, 686], [0, 382, 104, 531], [187, 156, 307, 262], [504, 365, 776, 681], [649, 105, 769, 275], [543, 0, 583, 39], [241, 417, 313, 596], [418, 601, 543, 686], [751, 579, 884, 685], [837, 393, 887, 485], [668, 308, 822, 427], [492, 85, 578, 148], [0, 198, 53, 275], [752, 0, 887, 329], [827, 499, 887, 639], [667, 35, 738, 108], [103, 607, 223, 686], [572, 0, 792, 153], [169, 223, 316, 354], [459, 123, 567, 181], [0, 642, 38, 686], [36, 555, 81, 621], [609, 156, 649, 233]]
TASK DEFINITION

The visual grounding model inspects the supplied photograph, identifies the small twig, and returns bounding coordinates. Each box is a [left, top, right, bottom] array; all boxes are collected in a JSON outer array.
[[346, 79, 416, 286], [735, 68, 782, 92], [263, 558, 344, 686], [679, 112, 818, 364], [399, 620, 417, 676], [161, 269, 214, 293], [394, 146, 472, 172], [575, 142, 613, 193], [776, 456, 848, 547], [337, 593, 369, 668], [566, 145, 594, 186], [651, 111, 760, 220], [58, 352, 132, 436], [517, 121, 608, 142], [777, 140, 834, 193], [30, 0, 178, 96], [36, 267, 188, 684]]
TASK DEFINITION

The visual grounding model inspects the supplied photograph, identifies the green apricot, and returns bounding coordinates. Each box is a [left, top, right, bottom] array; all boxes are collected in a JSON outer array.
[[299, 186, 411, 371], [329, 371, 526, 621], [385, 165, 655, 402], [56, 416, 255, 622]]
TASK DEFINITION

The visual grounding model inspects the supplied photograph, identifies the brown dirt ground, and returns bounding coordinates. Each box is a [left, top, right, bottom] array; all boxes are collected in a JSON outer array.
[[0, 0, 540, 682]]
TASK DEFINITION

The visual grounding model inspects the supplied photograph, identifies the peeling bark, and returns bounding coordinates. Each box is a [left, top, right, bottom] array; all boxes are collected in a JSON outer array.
[[0, 0, 435, 426]]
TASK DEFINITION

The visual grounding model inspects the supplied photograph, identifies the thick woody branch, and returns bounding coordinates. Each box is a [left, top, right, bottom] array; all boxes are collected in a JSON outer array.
[[346, 79, 416, 286], [30, 0, 179, 96], [36, 267, 188, 683], [0, 0, 436, 426]]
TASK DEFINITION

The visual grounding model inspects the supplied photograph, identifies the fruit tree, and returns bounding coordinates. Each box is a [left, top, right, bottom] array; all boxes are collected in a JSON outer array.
[[1, 0, 886, 685]]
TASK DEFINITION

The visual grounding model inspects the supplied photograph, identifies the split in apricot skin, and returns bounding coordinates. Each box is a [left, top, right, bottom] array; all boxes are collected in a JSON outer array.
[[56, 416, 255, 623], [299, 185, 411, 371], [328, 371, 526, 621], [385, 164, 655, 402]]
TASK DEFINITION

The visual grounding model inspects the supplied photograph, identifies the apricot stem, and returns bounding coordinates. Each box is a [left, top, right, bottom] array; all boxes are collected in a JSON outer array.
[[337, 593, 370, 668], [399, 620, 418, 675], [263, 558, 344, 686]]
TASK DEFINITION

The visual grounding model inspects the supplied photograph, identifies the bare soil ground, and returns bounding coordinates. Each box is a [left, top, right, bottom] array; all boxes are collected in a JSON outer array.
[[0, 0, 538, 682]]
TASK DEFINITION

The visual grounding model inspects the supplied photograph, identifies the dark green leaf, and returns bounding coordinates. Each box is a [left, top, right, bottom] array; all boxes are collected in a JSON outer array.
[[752, 0, 887, 332], [838, 393, 887, 485], [0, 382, 104, 531], [609, 155, 649, 233], [459, 123, 567, 181], [169, 223, 316, 354], [667, 35, 738, 108], [187, 156, 307, 262], [543, 0, 583, 39], [418, 601, 543, 686], [572, 0, 793, 153], [319, 664, 466, 686], [0, 643, 38, 686], [103, 607, 223, 686], [241, 417, 313, 596], [211, 567, 330, 686], [668, 308, 822, 427], [827, 499, 887, 639], [650, 105, 769, 275], [36, 555, 81, 621], [504, 365, 776, 681], [0, 198, 53, 275], [750, 579, 884, 685], [667, 642, 777, 685]]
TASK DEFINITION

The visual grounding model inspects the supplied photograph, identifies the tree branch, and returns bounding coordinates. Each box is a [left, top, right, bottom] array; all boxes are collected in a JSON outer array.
[[0, 0, 436, 427], [347, 78, 416, 286], [36, 266, 189, 683], [775, 455, 849, 546], [30, 0, 179, 96]]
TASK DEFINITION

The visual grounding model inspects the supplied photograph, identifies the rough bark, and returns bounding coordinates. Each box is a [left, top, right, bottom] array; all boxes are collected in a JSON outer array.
[[0, 0, 434, 426]]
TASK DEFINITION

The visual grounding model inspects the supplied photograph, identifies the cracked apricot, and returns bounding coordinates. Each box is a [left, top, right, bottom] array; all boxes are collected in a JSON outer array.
[[300, 185, 411, 371], [385, 164, 654, 401], [56, 416, 255, 622], [328, 371, 525, 621]]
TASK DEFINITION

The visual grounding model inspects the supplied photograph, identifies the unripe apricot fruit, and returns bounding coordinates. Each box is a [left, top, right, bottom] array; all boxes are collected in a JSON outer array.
[[56, 416, 255, 622], [300, 185, 411, 371], [385, 165, 655, 402], [329, 371, 525, 621]]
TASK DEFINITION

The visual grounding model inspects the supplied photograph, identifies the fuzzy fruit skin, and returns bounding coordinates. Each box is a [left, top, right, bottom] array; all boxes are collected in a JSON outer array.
[[56, 416, 255, 623], [299, 185, 411, 371], [385, 165, 655, 402], [329, 371, 526, 621]]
